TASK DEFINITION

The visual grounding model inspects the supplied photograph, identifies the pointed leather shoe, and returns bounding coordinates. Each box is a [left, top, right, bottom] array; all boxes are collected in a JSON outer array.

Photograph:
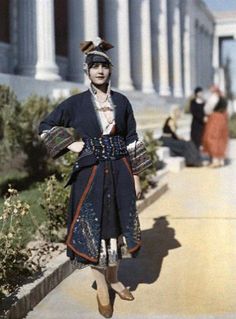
[[96, 295, 113, 318], [117, 288, 134, 301]]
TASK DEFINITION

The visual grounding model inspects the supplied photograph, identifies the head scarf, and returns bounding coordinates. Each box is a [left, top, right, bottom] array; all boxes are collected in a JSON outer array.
[[80, 37, 113, 74], [209, 84, 222, 96]]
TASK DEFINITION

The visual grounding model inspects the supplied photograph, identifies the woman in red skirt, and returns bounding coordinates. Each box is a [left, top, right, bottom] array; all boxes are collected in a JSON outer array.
[[203, 85, 229, 168]]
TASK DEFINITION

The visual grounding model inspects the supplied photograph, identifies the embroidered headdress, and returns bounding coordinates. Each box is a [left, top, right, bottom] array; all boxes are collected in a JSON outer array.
[[80, 37, 113, 72]]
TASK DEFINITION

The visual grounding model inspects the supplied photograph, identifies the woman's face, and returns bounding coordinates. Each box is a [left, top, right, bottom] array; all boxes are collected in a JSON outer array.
[[196, 90, 203, 99], [174, 109, 181, 120], [88, 63, 111, 86]]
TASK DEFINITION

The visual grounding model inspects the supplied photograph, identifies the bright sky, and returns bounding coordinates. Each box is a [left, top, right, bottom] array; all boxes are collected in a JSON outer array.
[[204, 0, 236, 12]]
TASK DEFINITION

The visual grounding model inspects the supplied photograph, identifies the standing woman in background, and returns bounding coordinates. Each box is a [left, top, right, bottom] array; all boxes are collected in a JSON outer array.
[[38, 38, 151, 318], [203, 85, 229, 167], [190, 87, 205, 149]]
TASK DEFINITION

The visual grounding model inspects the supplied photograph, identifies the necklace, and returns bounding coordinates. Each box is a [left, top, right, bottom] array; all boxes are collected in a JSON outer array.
[[96, 106, 113, 112], [96, 94, 108, 104], [104, 111, 114, 124]]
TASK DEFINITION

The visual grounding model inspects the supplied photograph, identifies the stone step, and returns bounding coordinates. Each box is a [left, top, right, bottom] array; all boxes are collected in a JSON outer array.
[[156, 146, 170, 161], [137, 113, 192, 135], [154, 166, 169, 182], [156, 143, 187, 174], [136, 113, 192, 126], [122, 89, 186, 111], [165, 156, 186, 173]]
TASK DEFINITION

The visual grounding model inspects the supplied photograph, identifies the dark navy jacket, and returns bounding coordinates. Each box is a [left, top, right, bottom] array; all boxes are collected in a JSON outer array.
[[39, 89, 141, 266], [39, 89, 138, 145]]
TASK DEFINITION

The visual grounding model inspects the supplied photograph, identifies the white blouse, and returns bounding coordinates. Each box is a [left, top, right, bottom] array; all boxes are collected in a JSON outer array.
[[93, 96, 115, 135]]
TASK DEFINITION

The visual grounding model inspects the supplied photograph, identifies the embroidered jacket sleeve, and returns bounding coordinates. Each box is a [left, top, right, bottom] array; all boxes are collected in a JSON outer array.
[[38, 99, 75, 159], [125, 97, 152, 175]]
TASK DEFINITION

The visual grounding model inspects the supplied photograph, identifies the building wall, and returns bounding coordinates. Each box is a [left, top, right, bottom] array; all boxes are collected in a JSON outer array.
[[0, 0, 216, 98]]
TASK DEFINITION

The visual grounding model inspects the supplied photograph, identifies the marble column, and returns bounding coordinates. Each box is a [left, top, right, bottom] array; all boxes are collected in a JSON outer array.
[[103, 0, 133, 90], [209, 33, 214, 85], [172, 0, 183, 97], [158, 0, 170, 96], [83, 0, 98, 40], [140, 0, 154, 93], [204, 30, 208, 87], [9, 0, 18, 73], [116, 0, 133, 90], [35, 0, 60, 80], [212, 33, 220, 85], [201, 29, 205, 87], [199, 27, 204, 86], [201, 28, 205, 87], [183, 8, 191, 97], [213, 35, 220, 70], [103, 0, 118, 86], [187, 16, 197, 92], [17, 0, 37, 77], [196, 23, 201, 86], [68, 0, 98, 83], [206, 32, 212, 86], [196, 26, 202, 86], [17, 0, 60, 80], [83, 0, 98, 84]]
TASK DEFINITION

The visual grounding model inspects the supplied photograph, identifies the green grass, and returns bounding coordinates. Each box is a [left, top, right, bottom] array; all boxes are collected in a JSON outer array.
[[0, 184, 47, 247], [0, 169, 28, 186]]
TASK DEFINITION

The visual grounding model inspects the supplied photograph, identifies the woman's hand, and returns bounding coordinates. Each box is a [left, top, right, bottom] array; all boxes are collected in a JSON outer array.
[[133, 175, 142, 199], [67, 141, 85, 153], [204, 116, 208, 123]]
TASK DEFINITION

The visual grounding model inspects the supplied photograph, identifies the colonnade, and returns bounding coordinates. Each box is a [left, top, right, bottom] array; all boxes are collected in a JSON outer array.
[[12, 0, 214, 96]]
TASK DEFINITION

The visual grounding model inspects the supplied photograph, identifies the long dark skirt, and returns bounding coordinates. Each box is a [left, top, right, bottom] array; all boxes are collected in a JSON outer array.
[[101, 161, 122, 239], [191, 121, 204, 149], [160, 136, 201, 166], [65, 157, 141, 269]]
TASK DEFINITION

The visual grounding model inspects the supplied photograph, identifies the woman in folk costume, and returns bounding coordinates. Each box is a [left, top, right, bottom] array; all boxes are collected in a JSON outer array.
[[39, 37, 151, 318], [203, 85, 229, 168]]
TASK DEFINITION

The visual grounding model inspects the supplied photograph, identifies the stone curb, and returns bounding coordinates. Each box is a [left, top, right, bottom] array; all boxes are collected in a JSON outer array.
[[1, 180, 168, 319], [1, 253, 73, 319], [137, 180, 168, 214]]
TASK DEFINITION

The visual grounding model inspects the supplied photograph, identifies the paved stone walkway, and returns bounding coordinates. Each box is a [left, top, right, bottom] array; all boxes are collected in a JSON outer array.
[[25, 141, 236, 319]]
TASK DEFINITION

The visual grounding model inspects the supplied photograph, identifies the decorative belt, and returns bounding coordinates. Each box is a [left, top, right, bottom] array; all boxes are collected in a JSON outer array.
[[83, 135, 128, 161]]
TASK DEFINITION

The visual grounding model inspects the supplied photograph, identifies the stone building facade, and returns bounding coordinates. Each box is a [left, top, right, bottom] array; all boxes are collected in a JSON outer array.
[[0, 0, 221, 99]]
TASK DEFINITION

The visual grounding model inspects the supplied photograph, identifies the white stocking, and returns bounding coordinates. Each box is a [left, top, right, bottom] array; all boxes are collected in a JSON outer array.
[[91, 267, 110, 305]]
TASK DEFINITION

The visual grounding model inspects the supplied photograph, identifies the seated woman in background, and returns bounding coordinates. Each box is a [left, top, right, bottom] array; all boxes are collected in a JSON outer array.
[[190, 87, 205, 149], [159, 105, 202, 167]]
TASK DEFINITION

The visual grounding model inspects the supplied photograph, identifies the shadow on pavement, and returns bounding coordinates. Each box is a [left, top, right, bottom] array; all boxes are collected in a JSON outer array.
[[119, 216, 181, 291]]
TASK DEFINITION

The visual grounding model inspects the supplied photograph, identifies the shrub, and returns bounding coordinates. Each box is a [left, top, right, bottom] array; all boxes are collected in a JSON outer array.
[[0, 85, 21, 169], [14, 94, 79, 179], [15, 95, 57, 178], [0, 86, 81, 189], [0, 186, 33, 296], [39, 175, 70, 242], [35, 151, 76, 243], [139, 130, 160, 193], [56, 149, 78, 179]]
